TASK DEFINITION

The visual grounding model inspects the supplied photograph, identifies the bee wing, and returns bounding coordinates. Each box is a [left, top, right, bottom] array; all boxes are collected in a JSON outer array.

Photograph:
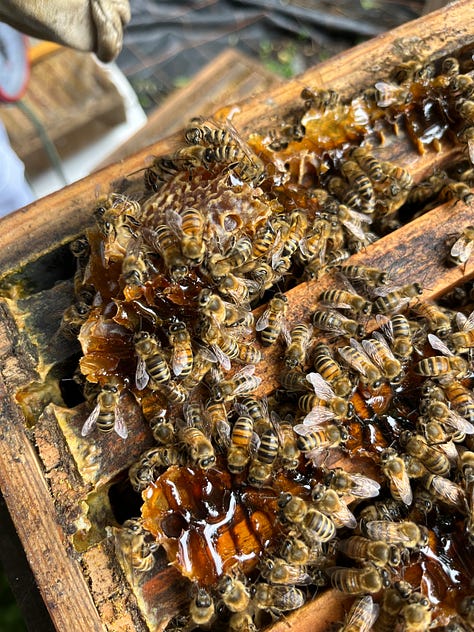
[[235, 364, 256, 379], [388, 468, 413, 506], [164, 209, 183, 238], [114, 401, 129, 439], [374, 81, 405, 107], [459, 309, 474, 332], [294, 423, 323, 436], [306, 372, 336, 400], [345, 595, 379, 632], [376, 315, 395, 343], [81, 402, 101, 436], [347, 473, 381, 498], [431, 476, 467, 508], [428, 333, 454, 356], [303, 407, 337, 426], [255, 308, 271, 332], [445, 408, 474, 434], [210, 344, 232, 371], [331, 498, 357, 529], [135, 357, 150, 391], [339, 218, 369, 241]]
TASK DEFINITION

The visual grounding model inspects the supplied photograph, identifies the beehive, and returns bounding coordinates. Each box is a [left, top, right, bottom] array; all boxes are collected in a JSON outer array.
[[0, 2, 473, 631]]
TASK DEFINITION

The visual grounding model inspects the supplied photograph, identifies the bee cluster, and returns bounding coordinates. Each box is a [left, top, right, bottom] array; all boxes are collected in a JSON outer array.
[[61, 47, 474, 632]]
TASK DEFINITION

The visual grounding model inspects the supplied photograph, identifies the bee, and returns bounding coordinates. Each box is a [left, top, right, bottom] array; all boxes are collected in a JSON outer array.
[[380, 447, 413, 505], [250, 261, 281, 297], [376, 313, 413, 359], [227, 415, 254, 473], [198, 288, 250, 328], [319, 288, 372, 316], [451, 309, 474, 353], [217, 574, 250, 613], [379, 160, 414, 196], [143, 156, 181, 190], [228, 612, 257, 632], [81, 379, 135, 439], [148, 224, 188, 281], [400, 594, 432, 632], [59, 301, 91, 338], [256, 293, 289, 346], [248, 427, 279, 487], [312, 309, 365, 338], [361, 332, 404, 383], [411, 300, 452, 337], [149, 412, 175, 445], [415, 333, 468, 379], [178, 425, 216, 469], [300, 508, 337, 544], [277, 492, 308, 525], [134, 331, 170, 390], [217, 273, 258, 305], [210, 365, 262, 403], [128, 446, 184, 490], [337, 535, 401, 568], [341, 160, 375, 211], [160, 380, 188, 404], [117, 518, 158, 574], [294, 423, 348, 454], [323, 467, 381, 499], [311, 483, 357, 529], [439, 181, 474, 205], [190, 587, 215, 626], [284, 322, 313, 369], [338, 338, 384, 389], [373, 583, 412, 632], [312, 342, 353, 397], [260, 557, 312, 586], [94, 194, 142, 260], [184, 118, 231, 145], [165, 206, 206, 264], [364, 520, 429, 549], [279, 368, 314, 392], [299, 217, 333, 267], [373, 282, 423, 314], [423, 398, 474, 436], [297, 371, 353, 424], [206, 235, 253, 280], [439, 379, 474, 424], [374, 80, 412, 107], [168, 321, 193, 378], [238, 396, 270, 436], [341, 264, 389, 286], [252, 583, 306, 618], [301, 87, 340, 111], [421, 473, 467, 511], [350, 145, 384, 181], [338, 594, 379, 632], [326, 564, 389, 595], [273, 415, 301, 470], [237, 342, 262, 365], [181, 347, 215, 390], [400, 430, 451, 475], [447, 225, 474, 266]]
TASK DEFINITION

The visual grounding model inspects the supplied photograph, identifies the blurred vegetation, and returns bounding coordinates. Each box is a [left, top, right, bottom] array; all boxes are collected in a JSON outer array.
[[0, 566, 27, 632]]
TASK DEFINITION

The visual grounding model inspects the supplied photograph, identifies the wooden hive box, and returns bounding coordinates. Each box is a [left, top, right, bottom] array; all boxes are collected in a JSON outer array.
[[0, 2, 473, 631]]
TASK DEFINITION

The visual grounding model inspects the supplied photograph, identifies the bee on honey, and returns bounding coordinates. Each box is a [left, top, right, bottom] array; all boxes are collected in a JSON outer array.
[[293, 422, 348, 455], [319, 288, 372, 317], [260, 557, 313, 586], [338, 594, 379, 632], [297, 371, 353, 425], [340, 160, 375, 211], [178, 424, 216, 469], [326, 564, 389, 595], [248, 427, 279, 487], [189, 586, 215, 626], [120, 241, 150, 291], [149, 412, 175, 445], [311, 483, 357, 529], [376, 313, 413, 359], [364, 520, 429, 549], [372, 282, 423, 314], [421, 473, 467, 511], [447, 225, 474, 266], [217, 574, 250, 613], [256, 292, 289, 346], [380, 447, 413, 505], [117, 518, 158, 574], [301, 87, 340, 111], [374, 80, 412, 108], [59, 301, 91, 338], [210, 365, 262, 403], [134, 331, 170, 390], [252, 583, 306, 618], [94, 194, 142, 259], [147, 224, 188, 281], [168, 321, 193, 378], [338, 338, 384, 389], [415, 333, 468, 379], [350, 145, 384, 181], [312, 342, 353, 398], [400, 429, 451, 475], [361, 332, 404, 383], [323, 467, 381, 499], [450, 309, 474, 354], [337, 535, 401, 569], [81, 379, 136, 439], [273, 413, 301, 470], [128, 446, 184, 491], [283, 322, 313, 369], [277, 492, 308, 525], [300, 507, 337, 544], [312, 309, 365, 338], [227, 414, 255, 474], [164, 206, 206, 265], [400, 593, 432, 632]]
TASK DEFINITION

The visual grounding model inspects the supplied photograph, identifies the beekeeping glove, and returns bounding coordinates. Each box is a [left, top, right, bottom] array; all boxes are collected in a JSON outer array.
[[0, 0, 130, 62]]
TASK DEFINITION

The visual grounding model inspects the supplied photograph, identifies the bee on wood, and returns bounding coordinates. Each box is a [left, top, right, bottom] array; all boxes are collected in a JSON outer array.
[[81, 379, 137, 439], [252, 583, 306, 618], [326, 564, 389, 595], [415, 333, 468, 379], [256, 292, 289, 346], [447, 225, 474, 266]]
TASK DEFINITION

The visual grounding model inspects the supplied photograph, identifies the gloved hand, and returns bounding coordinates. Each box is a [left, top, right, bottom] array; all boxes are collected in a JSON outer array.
[[0, 0, 130, 62]]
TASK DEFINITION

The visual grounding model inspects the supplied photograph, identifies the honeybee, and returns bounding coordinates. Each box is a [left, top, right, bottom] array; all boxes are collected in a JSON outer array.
[[210, 365, 262, 403], [326, 564, 389, 595], [206, 235, 253, 280], [252, 583, 306, 618], [439, 181, 474, 205], [190, 587, 215, 626], [341, 160, 375, 211], [311, 483, 357, 529], [260, 557, 312, 585], [421, 473, 467, 511], [128, 446, 184, 491], [238, 396, 270, 436], [148, 224, 188, 281], [350, 145, 384, 181], [134, 331, 170, 390], [149, 412, 175, 445], [294, 423, 348, 454], [400, 430, 451, 475], [284, 322, 313, 369], [361, 332, 404, 383], [94, 194, 142, 261], [338, 338, 384, 389], [143, 156, 181, 190], [341, 264, 389, 286], [338, 594, 379, 632], [273, 414, 301, 470], [319, 288, 372, 316], [181, 347, 215, 391], [337, 535, 401, 568], [376, 313, 413, 359], [116, 518, 158, 574], [279, 368, 314, 392], [323, 467, 381, 499], [373, 282, 423, 314], [184, 118, 231, 145], [299, 217, 333, 267], [217, 273, 259, 305], [312, 342, 353, 397], [59, 301, 91, 338], [178, 425, 216, 469], [160, 380, 188, 404], [217, 574, 250, 613], [300, 507, 337, 544], [271, 210, 308, 274], [198, 288, 250, 328], [374, 80, 412, 108], [380, 447, 413, 505], [423, 398, 474, 436], [438, 379, 474, 424], [168, 321, 193, 378], [451, 309, 474, 354], [297, 371, 353, 424], [400, 594, 432, 632], [256, 293, 289, 346], [301, 87, 340, 111], [415, 333, 468, 379], [227, 415, 254, 473], [373, 583, 412, 632], [411, 301, 452, 337], [447, 225, 474, 266], [165, 206, 206, 264], [248, 427, 279, 487], [81, 379, 135, 439], [228, 612, 257, 632], [312, 309, 365, 338], [364, 520, 428, 549], [277, 492, 308, 525]]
